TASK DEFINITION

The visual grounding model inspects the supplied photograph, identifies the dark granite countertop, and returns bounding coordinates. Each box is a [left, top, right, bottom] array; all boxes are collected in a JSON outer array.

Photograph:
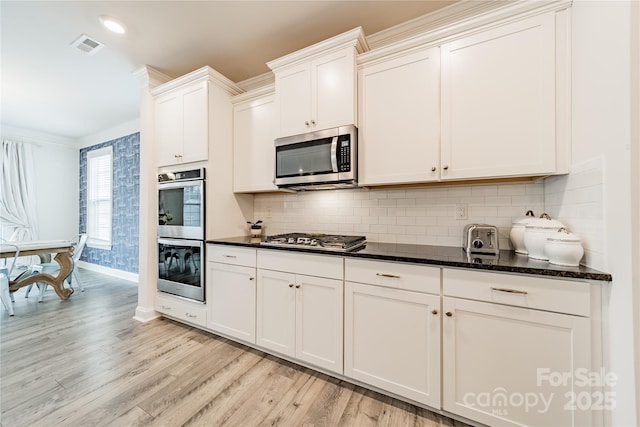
[[206, 236, 613, 282]]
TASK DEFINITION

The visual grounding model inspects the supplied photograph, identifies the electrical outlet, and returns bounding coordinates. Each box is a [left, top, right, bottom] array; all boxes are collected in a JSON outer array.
[[455, 204, 468, 220]]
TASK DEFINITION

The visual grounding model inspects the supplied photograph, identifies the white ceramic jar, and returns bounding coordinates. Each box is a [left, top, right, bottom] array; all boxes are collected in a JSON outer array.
[[523, 213, 565, 260], [509, 210, 536, 254], [545, 228, 584, 266]]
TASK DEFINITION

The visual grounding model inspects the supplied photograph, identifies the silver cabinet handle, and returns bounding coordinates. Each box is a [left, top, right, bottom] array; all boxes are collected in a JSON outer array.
[[376, 273, 400, 279], [491, 287, 528, 295], [223, 255, 237, 258], [186, 313, 197, 318], [161, 305, 171, 310]]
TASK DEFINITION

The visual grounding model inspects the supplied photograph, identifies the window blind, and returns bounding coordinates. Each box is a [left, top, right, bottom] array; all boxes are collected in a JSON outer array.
[[87, 146, 112, 249]]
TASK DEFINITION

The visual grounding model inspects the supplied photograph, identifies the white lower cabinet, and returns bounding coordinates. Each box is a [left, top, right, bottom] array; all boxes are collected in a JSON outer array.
[[156, 292, 207, 328], [207, 262, 256, 343], [256, 250, 344, 374], [442, 269, 593, 427], [344, 259, 441, 407], [344, 281, 441, 408], [206, 245, 257, 343]]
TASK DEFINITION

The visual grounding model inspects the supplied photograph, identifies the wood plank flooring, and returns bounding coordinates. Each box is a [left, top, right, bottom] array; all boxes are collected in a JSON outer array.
[[1, 269, 471, 427]]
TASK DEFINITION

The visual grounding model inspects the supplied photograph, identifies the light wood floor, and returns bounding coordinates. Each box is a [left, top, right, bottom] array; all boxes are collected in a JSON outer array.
[[1, 269, 471, 427]]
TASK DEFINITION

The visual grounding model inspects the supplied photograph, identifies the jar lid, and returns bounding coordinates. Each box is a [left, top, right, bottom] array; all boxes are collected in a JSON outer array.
[[512, 210, 536, 226], [547, 227, 582, 243], [525, 213, 565, 230]]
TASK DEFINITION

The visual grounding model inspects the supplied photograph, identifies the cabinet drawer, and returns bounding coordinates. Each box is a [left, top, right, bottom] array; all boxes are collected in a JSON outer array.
[[257, 249, 343, 279], [156, 293, 207, 327], [443, 268, 590, 317], [345, 258, 440, 294], [207, 245, 256, 267]]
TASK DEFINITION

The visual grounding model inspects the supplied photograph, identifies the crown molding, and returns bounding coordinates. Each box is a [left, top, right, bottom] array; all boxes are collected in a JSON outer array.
[[0, 124, 78, 148], [151, 66, 243, 97], [360, 0, 572, 64], [132, 65, 173, 89], [267, 27, 369, 71], [236, 72, 275, 93], [231, 84, 275, 104]]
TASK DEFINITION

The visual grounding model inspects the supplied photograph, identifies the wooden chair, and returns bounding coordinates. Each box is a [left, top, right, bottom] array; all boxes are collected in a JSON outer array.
[[25, 234, 88, 302]]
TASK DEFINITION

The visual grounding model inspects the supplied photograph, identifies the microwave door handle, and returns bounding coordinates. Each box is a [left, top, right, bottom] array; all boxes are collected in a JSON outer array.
[[330, 136, 339, 172]]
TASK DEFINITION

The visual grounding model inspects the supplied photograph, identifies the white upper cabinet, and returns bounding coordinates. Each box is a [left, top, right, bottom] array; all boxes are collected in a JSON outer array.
[[152, 66, 242, 168], [357, 9, 570, 186], [440, 12, 564, 180], [358, 46, 441, 186], [154, 81, 209, 166], [232, 86, 278, 193], [268, 27, 368, 138]]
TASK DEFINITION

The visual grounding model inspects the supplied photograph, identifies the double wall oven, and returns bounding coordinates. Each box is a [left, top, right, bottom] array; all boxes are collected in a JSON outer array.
[[157, 168, 205, 302]]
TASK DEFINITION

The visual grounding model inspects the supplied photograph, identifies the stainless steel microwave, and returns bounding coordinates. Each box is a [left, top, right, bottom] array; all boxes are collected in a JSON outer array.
[[274, 125, 357, 190]]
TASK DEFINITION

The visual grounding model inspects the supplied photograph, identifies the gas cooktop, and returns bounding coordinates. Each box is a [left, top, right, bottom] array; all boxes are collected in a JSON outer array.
[[261, 233, 366, 252]]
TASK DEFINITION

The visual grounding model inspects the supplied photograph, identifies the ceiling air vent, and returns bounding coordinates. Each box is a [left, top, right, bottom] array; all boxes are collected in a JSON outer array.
[[71, 34, 104, 55]]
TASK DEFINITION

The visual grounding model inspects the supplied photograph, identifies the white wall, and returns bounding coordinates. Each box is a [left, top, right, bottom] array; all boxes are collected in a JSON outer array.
[[1, 125, 79, 240], [567, 1, 638, 425]]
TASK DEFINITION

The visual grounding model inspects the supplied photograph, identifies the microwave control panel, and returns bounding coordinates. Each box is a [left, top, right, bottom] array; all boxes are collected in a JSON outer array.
[[338, 135, 351, 172]]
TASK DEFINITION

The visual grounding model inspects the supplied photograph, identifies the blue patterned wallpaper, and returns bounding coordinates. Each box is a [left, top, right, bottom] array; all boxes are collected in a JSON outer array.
[[79, 132, 139, 273]]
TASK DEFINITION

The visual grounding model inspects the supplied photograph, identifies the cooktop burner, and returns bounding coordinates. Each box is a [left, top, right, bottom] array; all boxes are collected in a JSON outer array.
[[261, 233, 366, 252]]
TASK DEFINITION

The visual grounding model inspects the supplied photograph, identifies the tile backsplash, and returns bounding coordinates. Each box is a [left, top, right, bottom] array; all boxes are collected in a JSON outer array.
[[254, 182, 545, 250]]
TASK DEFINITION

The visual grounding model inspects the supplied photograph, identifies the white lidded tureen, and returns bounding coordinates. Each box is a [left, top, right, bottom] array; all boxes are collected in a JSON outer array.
[[523, 213, 565, 260], [545, 227, 584, 266], [509, 210, 536, 255]]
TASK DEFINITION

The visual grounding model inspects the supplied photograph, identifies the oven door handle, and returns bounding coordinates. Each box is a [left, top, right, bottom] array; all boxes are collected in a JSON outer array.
[[330, 136, 339, 173]]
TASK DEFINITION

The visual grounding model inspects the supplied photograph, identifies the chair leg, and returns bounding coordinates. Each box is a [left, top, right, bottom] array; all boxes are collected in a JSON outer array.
[[25, 283, 33, 298], [0, 270, 14, 316], [37, 283, 47, 303], [72, 269, 84, 292]]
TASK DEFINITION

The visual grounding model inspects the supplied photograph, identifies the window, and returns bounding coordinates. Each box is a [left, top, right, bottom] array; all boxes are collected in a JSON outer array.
[[86, 146, 112, 249]]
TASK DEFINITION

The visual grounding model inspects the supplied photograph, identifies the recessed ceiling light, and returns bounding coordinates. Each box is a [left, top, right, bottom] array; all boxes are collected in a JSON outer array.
[[99, 15, 127, 34]]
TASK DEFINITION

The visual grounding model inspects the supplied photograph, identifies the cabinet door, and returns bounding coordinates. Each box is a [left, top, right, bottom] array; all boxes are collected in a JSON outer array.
[[441, 13, 556, 180], [358, 47, 441, 185], [256, 269, 296, 357], [313, 48, 356, 131], [181, 81, 209, 164], [207, 262, 256, 343], [233, 93, 278, 192], [442, 297, 591, 427], [345, 282, 441, 408], [276, 63, 312, 137], [295, 275, 343, 374], [155, 91, 182, 167]]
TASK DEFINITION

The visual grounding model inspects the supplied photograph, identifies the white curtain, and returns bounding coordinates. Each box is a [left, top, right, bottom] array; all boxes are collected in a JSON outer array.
[[1, 140, 38, 241]]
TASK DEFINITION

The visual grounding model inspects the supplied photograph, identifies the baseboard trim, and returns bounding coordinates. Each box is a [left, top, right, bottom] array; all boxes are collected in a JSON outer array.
[[133, 305, 161, 323], [77, 261, 138, 283]]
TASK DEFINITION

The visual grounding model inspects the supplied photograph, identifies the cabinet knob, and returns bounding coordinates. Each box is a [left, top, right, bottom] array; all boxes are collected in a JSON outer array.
[[249, 277, 255, 281], [445, 311, 453, 317], [443, 165, 449, 171], [431, 166, 436, 172], [432, 309, 438, 315], [311, 120, 316, 125], [305, 121, 310, 126], [289, 284, 294, 288], [295, 284, 301, 289]]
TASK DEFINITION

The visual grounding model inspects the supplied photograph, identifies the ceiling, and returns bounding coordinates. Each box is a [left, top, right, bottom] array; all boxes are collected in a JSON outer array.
[[1, 0, 459, 141]]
